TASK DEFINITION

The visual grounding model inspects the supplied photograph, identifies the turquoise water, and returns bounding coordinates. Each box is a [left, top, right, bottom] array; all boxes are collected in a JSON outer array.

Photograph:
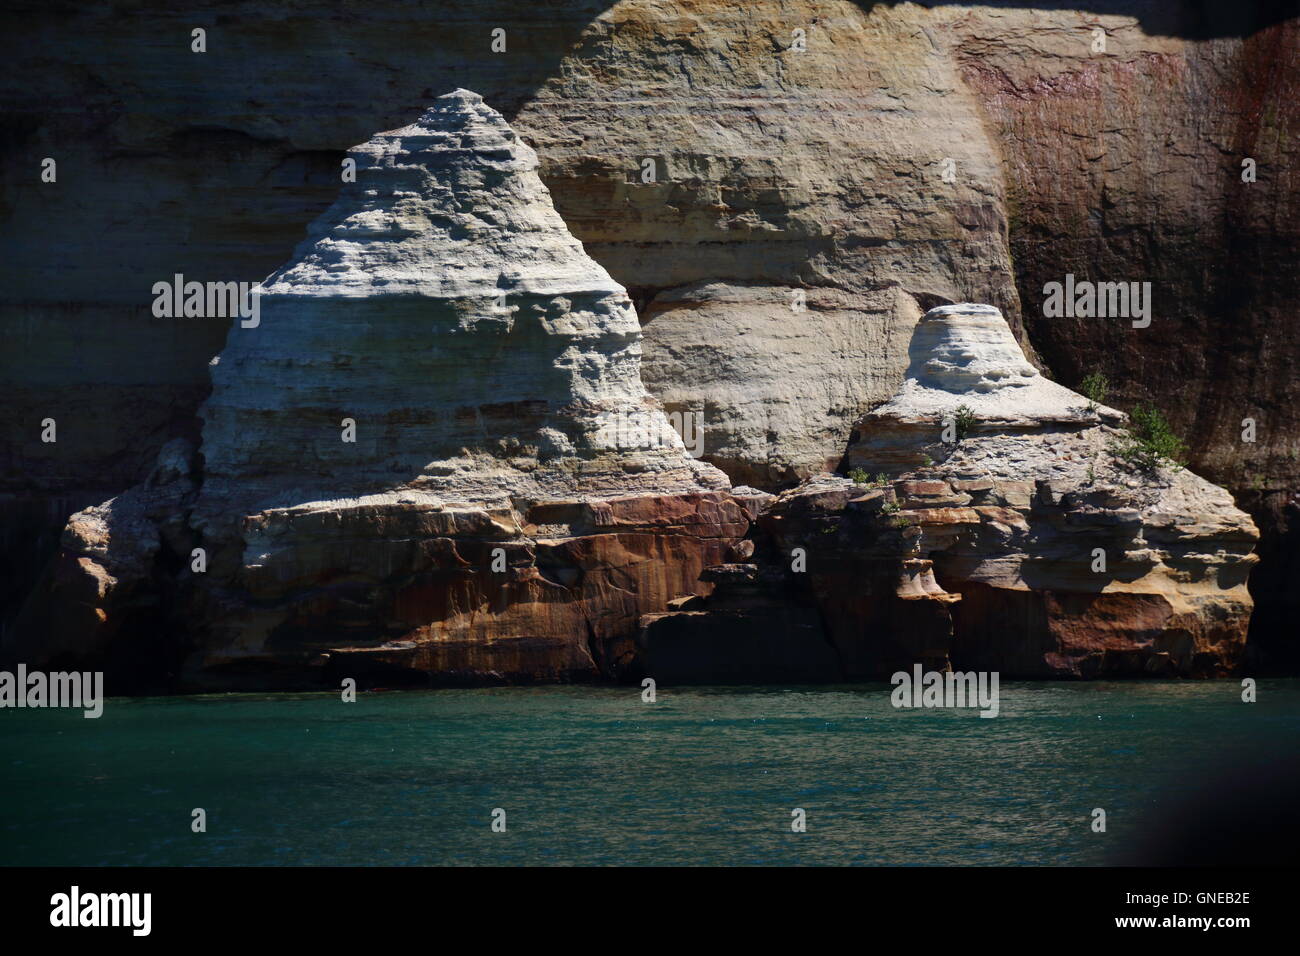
[[2, 681, 1297, 866]]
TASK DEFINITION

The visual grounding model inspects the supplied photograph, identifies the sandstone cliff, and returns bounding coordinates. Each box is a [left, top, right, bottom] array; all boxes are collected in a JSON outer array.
[[753, 305, 1258, 679], [3, 1, 1295, 670], [13, 93, 753, 689]]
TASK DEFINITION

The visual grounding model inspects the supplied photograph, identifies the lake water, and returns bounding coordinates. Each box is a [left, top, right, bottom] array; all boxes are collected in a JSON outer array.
[[3, 681, 1297, 866]]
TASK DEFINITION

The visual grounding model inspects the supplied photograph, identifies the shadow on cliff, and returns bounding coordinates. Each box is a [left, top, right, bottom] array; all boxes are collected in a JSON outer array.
[[889, 0, 1297, 38]]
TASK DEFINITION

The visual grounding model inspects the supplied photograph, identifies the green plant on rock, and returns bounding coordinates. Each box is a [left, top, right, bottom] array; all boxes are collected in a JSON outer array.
[[848, 468, 892, 488], [1110, 402, 1187, 473], [1080, 372, 1110, 412], [953, 404, 976, 442]]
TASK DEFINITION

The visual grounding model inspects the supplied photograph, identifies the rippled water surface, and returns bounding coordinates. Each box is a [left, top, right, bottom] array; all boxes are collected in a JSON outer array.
[[3, 681, 1297, 865]]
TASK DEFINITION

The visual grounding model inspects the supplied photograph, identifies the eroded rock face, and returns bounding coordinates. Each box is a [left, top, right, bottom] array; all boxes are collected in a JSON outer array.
[[760, 305, 1259, 678], [521, 0, 1022, 486], [14, 92, 752, 690], [200, 89, 709, 505], [5, 3, 1296, 671], [4, 3, 1296, 669], [946, 6, 1300, 669]]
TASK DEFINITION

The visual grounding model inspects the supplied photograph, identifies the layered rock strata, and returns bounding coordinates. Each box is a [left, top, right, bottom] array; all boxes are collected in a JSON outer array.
[[755, 305, 1259, 679], [520, 0, 1023, 486], [14, 92, 753, 689], [5, 3, 1297, 668]]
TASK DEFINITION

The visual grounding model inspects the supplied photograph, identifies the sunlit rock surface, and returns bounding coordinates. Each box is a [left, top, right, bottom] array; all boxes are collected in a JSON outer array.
[[5, 3, 1297, 669], [760, 305, 1258, 678], [15, 93, 750, 689]]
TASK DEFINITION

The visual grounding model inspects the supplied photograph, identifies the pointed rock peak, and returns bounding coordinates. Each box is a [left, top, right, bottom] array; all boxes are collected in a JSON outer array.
[[260, 92, 617, 299], [410, 87, 501, 132], [438, 87, 484, 105], [200, 99, 727, 504]]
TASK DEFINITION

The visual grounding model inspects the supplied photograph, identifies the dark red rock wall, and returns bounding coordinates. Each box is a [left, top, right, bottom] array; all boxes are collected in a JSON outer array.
[[954, 6, 1300, 668]]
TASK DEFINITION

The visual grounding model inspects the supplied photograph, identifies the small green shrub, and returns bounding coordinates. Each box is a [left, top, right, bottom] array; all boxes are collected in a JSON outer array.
[[953, 404, 976, 442], [848, 469, 890, 487], [1110, 403, 1187, 473], [1080, 372, 1110, 411]]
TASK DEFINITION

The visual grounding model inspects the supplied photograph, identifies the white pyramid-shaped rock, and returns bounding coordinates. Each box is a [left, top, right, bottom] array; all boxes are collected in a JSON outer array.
[[198, 90, 722, 507], [261, 89, 620, 299]]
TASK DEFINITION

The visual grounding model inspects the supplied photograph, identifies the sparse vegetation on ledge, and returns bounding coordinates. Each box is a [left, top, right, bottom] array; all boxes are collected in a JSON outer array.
[[847, 468, 888, 487], [1111, 402, 1187, 473], [1080, 371, 1109, 412], [953, 404, 976, 442]]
